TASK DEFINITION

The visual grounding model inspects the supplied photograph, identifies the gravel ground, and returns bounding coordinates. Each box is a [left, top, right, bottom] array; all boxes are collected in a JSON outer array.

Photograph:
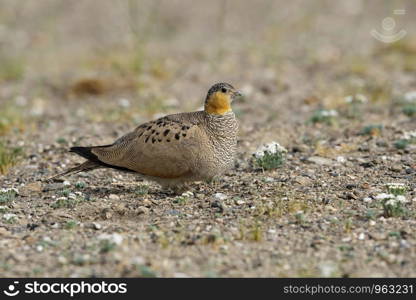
[[0, 0, 416, 277]]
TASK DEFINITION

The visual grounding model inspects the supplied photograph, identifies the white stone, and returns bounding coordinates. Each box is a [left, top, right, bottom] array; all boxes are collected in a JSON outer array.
[[214, 193, 227, 201], [363, 197, 372, 203], [3, 213, 17, 221], [108, 194, 120, 201], [98, 233, 123, 245], [375, 193, 394, 200], [92, 223, 102, 230], [336, 156, 346, 163], [253, 141, 287, 159], [404, 91, 416, 102], [181, 191, 194, 197], [118, 98, 131, 108], [131, 256, 145, 265]]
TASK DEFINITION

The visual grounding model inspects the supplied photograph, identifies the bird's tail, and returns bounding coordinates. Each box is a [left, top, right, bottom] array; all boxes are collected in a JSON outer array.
[[48, 160, 101, 181]]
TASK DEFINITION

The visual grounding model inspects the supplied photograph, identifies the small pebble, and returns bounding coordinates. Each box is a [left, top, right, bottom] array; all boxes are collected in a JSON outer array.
[[98, 233, 123, 245], [363, 197, 372, 203], [181, 191, 194, 197], [108, 194, 120, 201], [137, 206, 149, 214], [264, 177, 274, 183], [142, 199, 152, 207], [214, 193, 227, 201], [92, 222, 102, 230]]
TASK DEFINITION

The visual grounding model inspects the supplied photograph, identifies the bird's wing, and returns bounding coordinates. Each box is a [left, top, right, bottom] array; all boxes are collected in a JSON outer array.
[[91, 114, 204, 178]]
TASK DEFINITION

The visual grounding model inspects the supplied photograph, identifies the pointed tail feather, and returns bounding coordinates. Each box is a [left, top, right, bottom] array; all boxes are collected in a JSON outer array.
[[70, 145, 135, 173], [69, 146, 110, 162], [47, 160, 100, 181]]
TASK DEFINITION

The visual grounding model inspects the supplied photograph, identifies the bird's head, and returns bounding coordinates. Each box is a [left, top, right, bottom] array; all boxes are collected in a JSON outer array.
[[204, 82, 242, 115]]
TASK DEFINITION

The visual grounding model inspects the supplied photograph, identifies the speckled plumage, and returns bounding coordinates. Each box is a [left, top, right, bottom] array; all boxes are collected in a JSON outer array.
[[51, 83, 241, 191]]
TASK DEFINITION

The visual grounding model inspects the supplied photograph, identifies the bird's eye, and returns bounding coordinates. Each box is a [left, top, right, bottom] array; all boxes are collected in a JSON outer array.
[[221, 88, 227, 93]]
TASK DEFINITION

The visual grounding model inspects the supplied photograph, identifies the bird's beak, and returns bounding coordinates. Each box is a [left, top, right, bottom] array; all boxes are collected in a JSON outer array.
[[233, 90, 243, 99]]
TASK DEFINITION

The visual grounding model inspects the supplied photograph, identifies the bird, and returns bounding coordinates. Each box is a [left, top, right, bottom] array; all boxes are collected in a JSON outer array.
[[50, 82, 242, 193]]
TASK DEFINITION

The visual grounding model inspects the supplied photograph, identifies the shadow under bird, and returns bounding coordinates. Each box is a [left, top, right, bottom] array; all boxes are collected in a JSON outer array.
[[50, 83, 242, 193]]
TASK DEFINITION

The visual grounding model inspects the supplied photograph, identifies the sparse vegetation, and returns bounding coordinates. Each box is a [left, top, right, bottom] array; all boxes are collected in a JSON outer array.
[[0, 106, 24, 136], [0, 143, 23, 174], [64, 220, 77, 230], [309, 109, 338, 125], [402, 104, 416, 117], [252, 142, 286, 171], [360, 124, 383, 136], [0, 56, 25, 82], [0, 188, 18, 205], [51, 191, 92, 209], [382, 198, 408, 218], [135, 185, 149, 196], [254, 151, 285, 170]]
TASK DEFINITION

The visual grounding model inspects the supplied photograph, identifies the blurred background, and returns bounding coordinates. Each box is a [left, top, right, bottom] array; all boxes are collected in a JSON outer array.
[[0, 0, 415, 167]]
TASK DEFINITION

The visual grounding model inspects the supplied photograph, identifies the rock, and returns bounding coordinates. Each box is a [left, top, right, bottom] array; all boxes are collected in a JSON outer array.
[[20, 182, 42, 196], [214, 193, 227, 201], [363, 197, 372, 203], [0, 227, 11, 237], [131, 256, 145, 265], [92, 222, 102, 230], [294, 176, 312, 185], [50, 222, 60, 229], [42, 183, 62, 192], [390, 165, 403, 172], [167, 209, 181, 216], [369, 232, 386, 240], [264, 177, 274, 183], [113, 203, 127, 215], [58, 256, 68, 265], [307, 156, 333, 166], [137, 206, 149, 215], [361, 182, 370, 189], [181, 191, 194, 197], [142, 199, 152, 207], [109, 194, 120, 201], [318, 262, 337, 277], [101, 208, 112, 220], [336, 156, 346, 163], [98, 233, 123, 245], [23, 235, 37, 245], [210, 201, 224, 213], [345, 184, 357, 190]]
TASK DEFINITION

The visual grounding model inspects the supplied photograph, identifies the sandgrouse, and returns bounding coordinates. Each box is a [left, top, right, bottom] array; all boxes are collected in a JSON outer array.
[[51, 83, 242, 192]]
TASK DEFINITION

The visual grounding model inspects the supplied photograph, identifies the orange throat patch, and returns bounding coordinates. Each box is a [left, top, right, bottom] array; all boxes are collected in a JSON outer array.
[[204, 92, 232, 115]]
